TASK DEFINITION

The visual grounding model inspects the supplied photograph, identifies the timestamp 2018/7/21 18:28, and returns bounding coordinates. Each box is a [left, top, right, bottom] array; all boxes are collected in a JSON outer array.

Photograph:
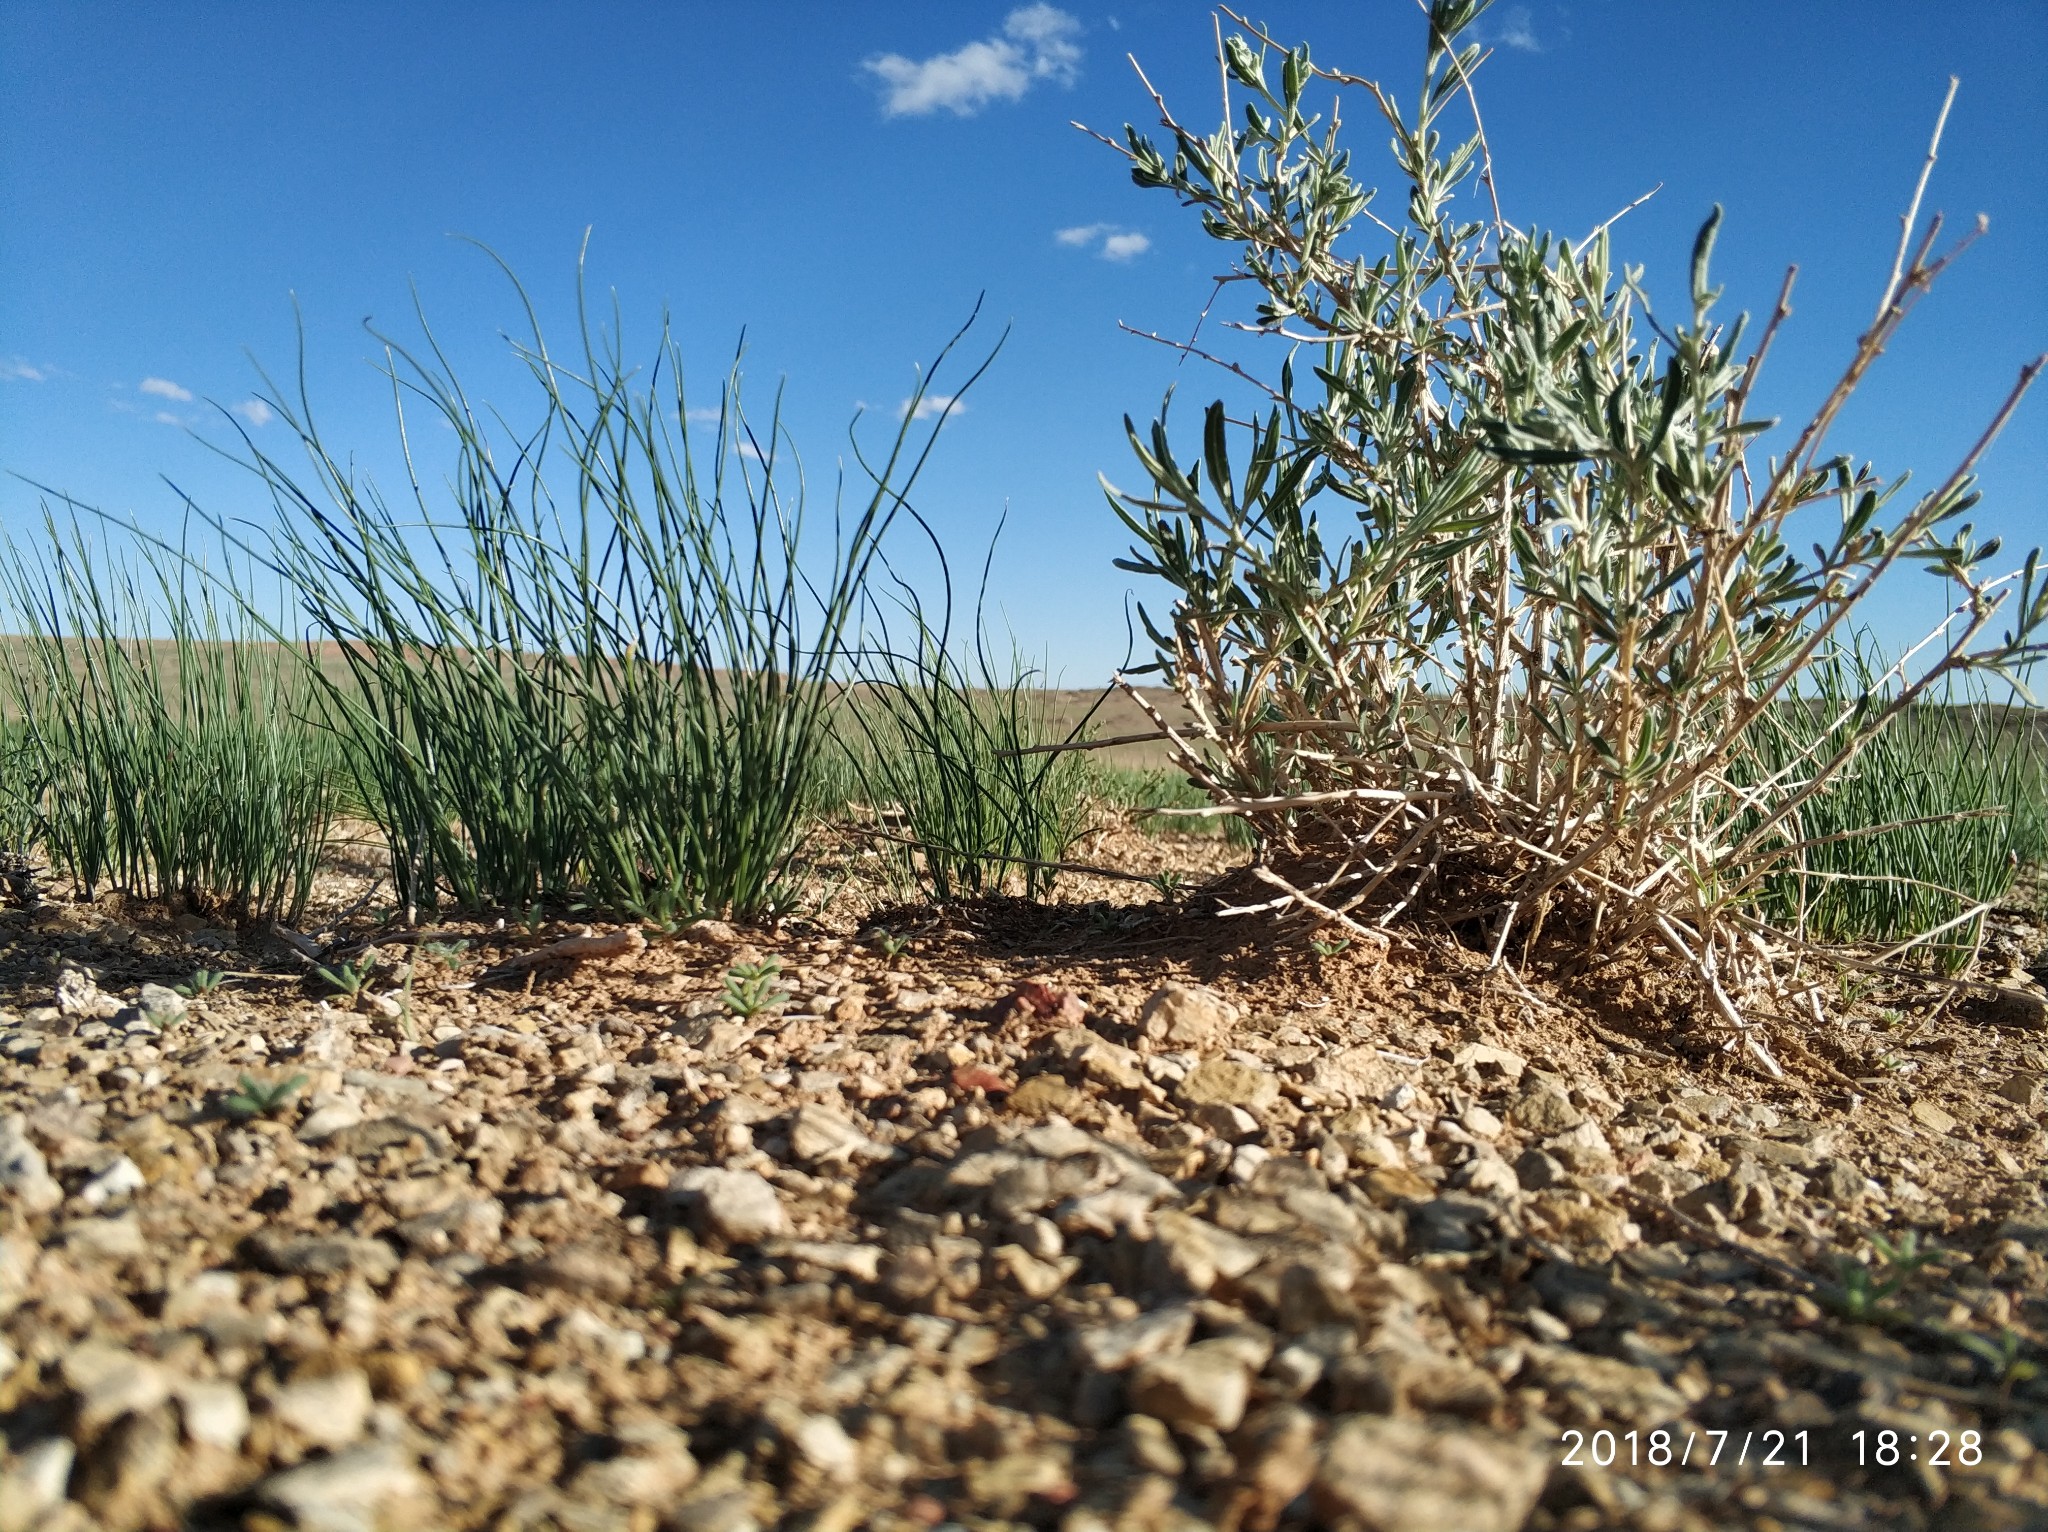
[[1559, 1427, 1984, 1470]]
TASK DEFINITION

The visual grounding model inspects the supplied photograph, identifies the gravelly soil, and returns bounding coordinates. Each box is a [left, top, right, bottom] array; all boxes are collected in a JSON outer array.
[[5, 833, 2048, 1532]]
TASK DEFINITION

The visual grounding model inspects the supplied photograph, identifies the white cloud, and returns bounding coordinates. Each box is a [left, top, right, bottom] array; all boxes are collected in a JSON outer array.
[[1, 357, 46, 383], [1056, 224, 1149, 261], [233, 399, 274, 428], [866, 4, 1081, 118], [684, 406, 723, 424], [139, 376, 194, 402], [901, 393, 965, 422], [1497, 5, 1542, 51], [736, 440, 766, 461], [152, 410, 184, 426]]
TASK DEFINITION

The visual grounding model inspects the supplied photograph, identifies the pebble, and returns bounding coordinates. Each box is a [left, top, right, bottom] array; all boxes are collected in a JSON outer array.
[[1137, 983, 1237, 1051], [255, 1440, 427, 1532], [1076, 1304, 1196, 1372], [1514, 1147, 1569, 1190], [297, 1101, 367, 1142], [75, 1154, 145, 1209], [786, 1411, 860, 1482], [135, 984, 188, 1027], [248, 1231, 400, 1283], [1452, 1042, 1527, 1082], [0, 1438, 75, 1532], [73, 1403, 178, 1515], [271, 1368, 375, 1448], [1312, 1415, 1548, 1532], [63, 1342, 170, 1435], [1176, 1058, 1280, 1112], [1511, 1084, 1584, 1136], [174, 1378, 251, 1450], [787, 1104, 890, 1167], [668, 1166, 789, 1244], [1005, 1075, 1086, 1118], [0, 1113, 62, 1213], [520, 1241, 635, 1302], [1128, 1339, 1254, 1431]]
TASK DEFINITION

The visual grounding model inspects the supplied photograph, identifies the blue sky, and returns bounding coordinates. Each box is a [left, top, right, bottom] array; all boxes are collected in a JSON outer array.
[[2, 1, 2042, 682]]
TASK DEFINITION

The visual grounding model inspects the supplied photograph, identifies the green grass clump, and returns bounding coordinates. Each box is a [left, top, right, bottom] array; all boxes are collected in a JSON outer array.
[[0, 515, 338, 923], [0, 719, 40, 860], [1750, 646, 2048, 968], [218, 258, 988, 924], [848, 637, 1097, 902]]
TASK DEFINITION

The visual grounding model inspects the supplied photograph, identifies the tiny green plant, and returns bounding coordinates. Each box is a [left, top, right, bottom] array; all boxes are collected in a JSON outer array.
[[418, 939, 470, 970], [867, 928, 911, 960], [1148, 870, 1188, 901], [1311, 936, 1352, 960], [721, 959, 790, 1019], [312, 957, 374, 1004], [1950, 1327, 2042, 1391], [223, 1071, 308, 1120], [175, 967, 226, 998], [1830, 1230, 1942, 1320]]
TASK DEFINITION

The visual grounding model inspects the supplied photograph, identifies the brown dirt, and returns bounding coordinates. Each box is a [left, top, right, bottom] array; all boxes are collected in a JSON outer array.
[[4, 821, 2048, 1531]]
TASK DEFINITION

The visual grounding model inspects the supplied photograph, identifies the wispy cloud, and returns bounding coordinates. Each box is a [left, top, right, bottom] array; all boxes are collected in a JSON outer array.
[[1, 356, 47, 383], [866, 4, 1081, 118], [233, 399, 274, 428], [901, 393, 965, 422], [684, 406, 724, 424], [1056, 224, 1149, 261], [1495, 5, 1542, 52], [152, 410, 184, 426], [139, 376, 194, 402]]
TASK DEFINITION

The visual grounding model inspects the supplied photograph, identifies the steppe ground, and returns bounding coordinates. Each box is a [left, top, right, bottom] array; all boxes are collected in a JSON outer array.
[[5, 812, 2048, 1532]]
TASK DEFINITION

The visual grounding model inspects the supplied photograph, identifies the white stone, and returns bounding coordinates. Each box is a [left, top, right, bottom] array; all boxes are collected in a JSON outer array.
[[0, 1437, 74, 1532], [667, 1167, 788, 1245], [788, 1413, 859, 1482], [163, 1270, 244, 1328], [297, 1102, 366, 1143], [176, 1378, 252, 1450], [1228, 1143, 1272, 1184], [77, 1154, 146, 1208], [0, 1115, 61, 1214], [256, 1441, 427, 1532], [787, 1106, 890, 1168], [61, 1342, 169, 1435], [271, 1369, 373, 1448]]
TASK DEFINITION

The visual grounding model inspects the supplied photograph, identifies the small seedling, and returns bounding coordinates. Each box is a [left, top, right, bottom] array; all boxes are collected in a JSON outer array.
[[520, 901, 549, 935], [175, 967, 226, 998], [1830, 1230, 1942, 1321], [1311, 936, 1352, 959], [1148, 870, 1188, 900], [418, 939, 470, 970], [1952, 1328, 2042, 1391], [721, 958, 790, 1019], [867, 928, 910, 959], [223, 1071, 308, 1120], [313, 957, 374, 1004]]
